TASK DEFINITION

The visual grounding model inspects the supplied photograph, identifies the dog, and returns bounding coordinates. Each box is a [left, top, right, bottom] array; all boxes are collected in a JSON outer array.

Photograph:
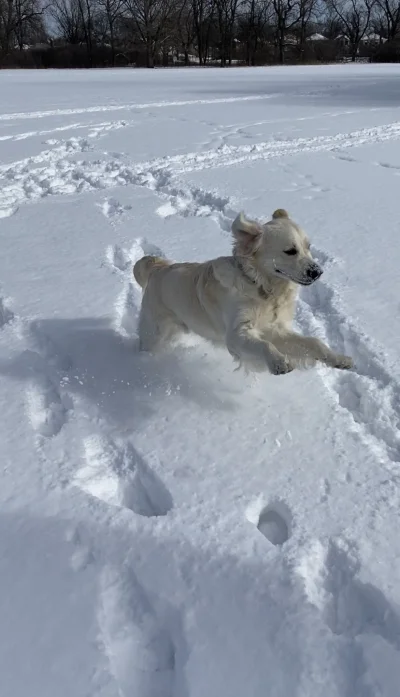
[[133, 209, 354, 375]]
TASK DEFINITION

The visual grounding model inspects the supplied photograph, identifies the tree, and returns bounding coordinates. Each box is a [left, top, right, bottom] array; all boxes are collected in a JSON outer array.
[[237, 0, 272, 65], [296, 0, 319, 59], [49, 0, 85, 44], [373, 0, 400, 39], [77, 0, 95, 65], [123, 0, 176, 67], [327, 0, 375, 60], [214, 0, 242, 65], [174, 0, 196, 64], [0, 0, 46, 57], [96, 0, 123, 63], [191, 0, 215, 64], [322, 7, 343, 37], [272, 0, 300, 63]]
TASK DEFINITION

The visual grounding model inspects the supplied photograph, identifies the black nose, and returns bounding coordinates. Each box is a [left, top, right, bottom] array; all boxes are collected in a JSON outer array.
[[307, 265, 323, 281]]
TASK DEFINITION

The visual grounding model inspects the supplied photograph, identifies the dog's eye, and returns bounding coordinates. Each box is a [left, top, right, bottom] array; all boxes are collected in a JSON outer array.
[[284, 247, 297, 256]]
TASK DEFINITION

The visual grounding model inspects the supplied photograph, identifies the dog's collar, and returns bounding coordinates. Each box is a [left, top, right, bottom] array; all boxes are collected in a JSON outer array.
[[235, 258, 269, 300]]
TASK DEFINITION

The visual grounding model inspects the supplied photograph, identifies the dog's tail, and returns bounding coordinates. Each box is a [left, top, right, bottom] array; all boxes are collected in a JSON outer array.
[[133, 255, 170, 289]]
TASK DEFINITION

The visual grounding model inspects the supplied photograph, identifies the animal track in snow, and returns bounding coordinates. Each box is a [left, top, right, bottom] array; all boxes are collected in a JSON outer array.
[[106, 244, 133, 273], [100, 197, 132, 220], [247, 498, 292, 546], [323, 538, 400, 648], [0, 297, 14, 328], [0, 136, 94, 218], [75, 434, 173, 516], [29, 319, 72, 372], [335, 154, 358, 163], [257, 502, 291, 545], [295, 535, 400, 697], [0, 94, 277, 123], [106, 238, 164, 338], [107, 243, 141, 337], [66, 525, 94, 572], [377, 161, 400, 172], [150, 168, 235, 232], [99, 567, 175, 697], [297, 537, 400, 651], [25, 351, 71, 437], [115, 281, 139, 338], [6, 120, 400, 220], [298, 268, 400, 465], [107, 238, 164, 275], [0, 135, 92, 177], [284, 172, 330, 199], [21, 319, 75, 438], [335, 371, 400, 463]]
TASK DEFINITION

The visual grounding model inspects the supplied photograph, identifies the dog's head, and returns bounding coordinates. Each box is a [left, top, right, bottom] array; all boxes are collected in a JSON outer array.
[[232, 209, 322, 286]]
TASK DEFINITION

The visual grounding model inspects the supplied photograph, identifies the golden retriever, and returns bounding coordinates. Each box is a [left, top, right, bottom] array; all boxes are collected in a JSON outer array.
[[133, 209, 354, 375]]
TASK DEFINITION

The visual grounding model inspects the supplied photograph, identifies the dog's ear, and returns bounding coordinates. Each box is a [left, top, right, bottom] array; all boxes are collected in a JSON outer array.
[[272, 209, 289, 220], [232, 212, 262, 255]]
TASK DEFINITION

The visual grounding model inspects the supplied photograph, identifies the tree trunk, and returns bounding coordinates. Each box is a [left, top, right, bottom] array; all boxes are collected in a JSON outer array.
[[196, 31, 203, 64], [162, 45, 168, 65], [278, 29, 284, 64], [110, 23, 115, 66], [146, 39, 154, 67], [228, 37, 233, 65]]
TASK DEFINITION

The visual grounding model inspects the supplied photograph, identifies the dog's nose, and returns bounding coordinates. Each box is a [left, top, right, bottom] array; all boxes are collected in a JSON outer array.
[[307, 265, 323, 281]]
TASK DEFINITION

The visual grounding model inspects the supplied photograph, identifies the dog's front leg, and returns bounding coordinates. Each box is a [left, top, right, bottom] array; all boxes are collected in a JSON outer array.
[[226, 323, 294, 375], [265, 330, 354, 370]]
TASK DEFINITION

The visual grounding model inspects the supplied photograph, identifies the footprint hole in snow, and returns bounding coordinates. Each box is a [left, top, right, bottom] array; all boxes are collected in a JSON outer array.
[[256, 501, 292, 546]]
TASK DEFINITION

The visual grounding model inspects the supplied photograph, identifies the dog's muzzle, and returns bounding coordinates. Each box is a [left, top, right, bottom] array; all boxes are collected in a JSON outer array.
[[306, 263, 323, 282]]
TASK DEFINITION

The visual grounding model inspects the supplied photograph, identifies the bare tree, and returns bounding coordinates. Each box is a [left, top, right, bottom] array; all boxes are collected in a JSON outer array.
[[2, 0, 386, 67], [123, 0, 175, 66], [192, 0, 215, 64], [0, 0, 45, 56], [327, 0, 375, 60], [76, 0, 94, 64], [373, 0, 400, 39], [0, 0, 15, 55], [174, 0, 195, 64], [49, 0, 85, 44], [272, 0, 300, 63], [14, 0, 46, 48], [214, 0, 242, 65], [322, 6, 343, 37], [296, 0, 319, 59], [97, 0, 123, 63], [238, 0, 272, 64]]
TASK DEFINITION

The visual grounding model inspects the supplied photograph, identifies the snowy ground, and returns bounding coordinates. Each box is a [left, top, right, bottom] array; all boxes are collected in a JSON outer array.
[[1, 64, 400, 697]]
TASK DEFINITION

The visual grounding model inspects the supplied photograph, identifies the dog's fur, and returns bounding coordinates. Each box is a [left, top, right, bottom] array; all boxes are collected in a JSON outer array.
[[133, 209, 354, 375]]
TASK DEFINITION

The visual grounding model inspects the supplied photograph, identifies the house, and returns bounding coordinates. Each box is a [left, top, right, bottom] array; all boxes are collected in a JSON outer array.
[[308, 33, 327, 41]]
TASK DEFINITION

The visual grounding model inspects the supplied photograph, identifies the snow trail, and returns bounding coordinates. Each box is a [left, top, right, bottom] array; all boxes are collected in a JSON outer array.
[[2, 65, 400, 697]]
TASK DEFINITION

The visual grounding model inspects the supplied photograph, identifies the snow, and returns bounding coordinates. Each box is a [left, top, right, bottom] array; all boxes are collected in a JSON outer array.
[[1, 64, 400, 696]]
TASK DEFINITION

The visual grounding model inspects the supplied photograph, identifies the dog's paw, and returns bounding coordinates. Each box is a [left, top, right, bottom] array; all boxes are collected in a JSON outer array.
[[270, 357, 294, 376], [332, 354, 354, 370]]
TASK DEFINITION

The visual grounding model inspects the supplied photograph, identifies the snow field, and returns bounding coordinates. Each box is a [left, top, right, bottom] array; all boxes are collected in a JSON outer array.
[[1, 65, 400, 696]]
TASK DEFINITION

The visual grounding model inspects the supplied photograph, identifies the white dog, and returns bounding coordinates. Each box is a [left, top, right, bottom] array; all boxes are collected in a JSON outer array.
[[133, 209, 354, 375]]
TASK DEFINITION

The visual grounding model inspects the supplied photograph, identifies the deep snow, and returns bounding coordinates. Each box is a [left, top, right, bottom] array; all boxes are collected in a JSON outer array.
[[1, 64, 400, 697]]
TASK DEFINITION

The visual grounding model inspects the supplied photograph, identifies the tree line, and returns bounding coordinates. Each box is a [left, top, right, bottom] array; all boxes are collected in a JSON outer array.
[[1, 0, 400, 68]]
